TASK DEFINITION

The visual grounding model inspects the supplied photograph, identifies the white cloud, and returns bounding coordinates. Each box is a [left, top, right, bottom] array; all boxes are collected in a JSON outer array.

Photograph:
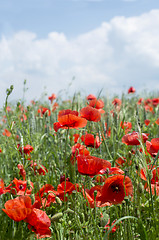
[[0, 9, 159, 106]]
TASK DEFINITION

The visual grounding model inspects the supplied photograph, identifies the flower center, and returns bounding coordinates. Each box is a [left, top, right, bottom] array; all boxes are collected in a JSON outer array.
[[111, 184, 120, 193], [19, 184, 24, 190]]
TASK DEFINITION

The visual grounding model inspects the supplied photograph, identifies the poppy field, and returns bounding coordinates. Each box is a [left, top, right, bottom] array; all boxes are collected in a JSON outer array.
[[0, 84, 159, 240]]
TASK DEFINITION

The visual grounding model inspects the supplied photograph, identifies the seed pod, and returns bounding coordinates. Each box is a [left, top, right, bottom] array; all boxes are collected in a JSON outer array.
[[51, 212, 63, 222]]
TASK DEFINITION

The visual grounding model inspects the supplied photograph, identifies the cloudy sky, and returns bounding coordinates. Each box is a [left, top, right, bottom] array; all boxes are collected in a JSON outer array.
[[0, 0, 159, 105]]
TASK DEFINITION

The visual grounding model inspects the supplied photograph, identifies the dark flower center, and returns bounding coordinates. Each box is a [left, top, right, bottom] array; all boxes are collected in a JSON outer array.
[[19, 184, 24, 190], [111, 184, 121, 193]]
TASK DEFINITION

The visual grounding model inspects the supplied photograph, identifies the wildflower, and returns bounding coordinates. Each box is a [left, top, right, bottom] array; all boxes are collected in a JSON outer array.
[[144, 119, 150, 126], [155, 118, 159, 125], [128, 86, 135, 94], [100, 175, 133, 205], [33, 184, 58, 209], [73, 133, 80, 143], [152, 97, 159, 107], [112, 98, 122, 107], [86, 94, 96, 101], [82, 185, 110, 208], [105, 123, 111, 138], [140, 165, 159, 195], [6, 106, 12, 112], [60, 174, 70, 183], [17, 164, 26, 180], [6, 178, 34, 195], [52, 102, 59, 112], [54, 109, 87, 132], [81, 133, 102, 148], [88, 99, 104, 109], [48, 93, 56, 103], [2, 129, 11, 137], [103, 218, 119, 233], [26, 208, 51, 238], [0, 179, 5, 195], [122, 131, 148, 145], [18, 144, 34, 156], [71, 143, 90, 164], [96, 167, 124, 183], [115, 157, 132, 167], [30, 161, 48, 175], [146, 138, 159, 157], [77, 155, 111, 176], [3, 194, 51, 238], [57, 181, 79, 201], [120, 121, 132, 134], [41, 107, 51, 116], [80, 106, 101, 122], [137, 98, 144, 105], [20, 114, 27, 122], [2, 196, 32, 221]]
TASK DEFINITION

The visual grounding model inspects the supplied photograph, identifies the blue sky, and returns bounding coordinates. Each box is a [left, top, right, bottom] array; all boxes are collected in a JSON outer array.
[[0, 0, 159, 105]]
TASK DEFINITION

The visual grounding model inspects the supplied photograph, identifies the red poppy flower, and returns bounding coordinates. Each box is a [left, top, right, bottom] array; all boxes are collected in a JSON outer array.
[[88, 99, 104, 109], [100, 175, 133, 205], [0, 179, 5, 195], [144, 119, 150, 126], [71, 143, 90, 164], [54, 109, 87, 132], [140, 165, 159, 183], [2, 196, 32, 221], [52, 102, 59, 112], [128, 86, 135, 94], [6, 106, 12, 112], [26, 208, 51, 238], [112, 98, 122, 107], [57, 181, 79, 201], [137, 98, 144, 105], [82, 185, 110, 208], [86, 94, 97, 101], [60, 174, 70, 183], [122, 131, 148, 145], [149, 183, 159, 196], [152, 98, 159, 107], [105, 123, 111, 138], [73, 133, 80, 143], [18, 144, 34, 156], [146, 139, 159, 157], [81, 133, 102, 148], [77, 155, 111, 176], [96, 167, 124, 183], [155, 118, 159, 125], [20, 114, 27, 122], [103, 218, 119, 233], [48, 93, 56, 103], [30, 161, 48, 175], [41, 107, 51, 116], [7, 178, 34, 195], [2, 129, 11, 137], [115, 157, 132, 167], [140, 165, 159, 195], [80, 106, 101, 122], [33, 184, 58, 209], [17, 164, 26, 180], [120, 121, 132, 134]]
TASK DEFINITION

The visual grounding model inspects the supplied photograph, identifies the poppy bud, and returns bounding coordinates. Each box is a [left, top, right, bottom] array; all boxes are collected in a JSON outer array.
[[51, 212, 63, 222], [137, 182, 144, 194], [64, 208, 74, 214], [100, 213, 109, 227], [55, 196, 62, 206]]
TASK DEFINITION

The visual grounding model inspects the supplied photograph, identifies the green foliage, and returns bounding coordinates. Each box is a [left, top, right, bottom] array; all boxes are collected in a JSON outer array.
[[0, 86, 159, 239]]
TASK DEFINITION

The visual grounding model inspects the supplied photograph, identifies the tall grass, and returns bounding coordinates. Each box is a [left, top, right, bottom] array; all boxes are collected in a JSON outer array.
[[0, 85, 159, 240]]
